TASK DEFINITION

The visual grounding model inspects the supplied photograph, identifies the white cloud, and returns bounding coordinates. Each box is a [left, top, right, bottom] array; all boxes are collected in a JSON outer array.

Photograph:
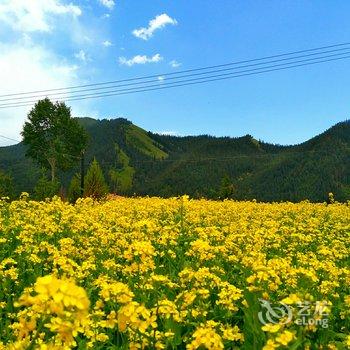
[[74, 49, 87, 61], [98, 0, 115, 10], [157, 76, 165, 82], [132, 13, 177, 40], [119, 54, 163, 66], [0, 0, 81, 32], [102, 40, 112, 47], [169, 60, 181, 68], [0, 41, 84, 145]]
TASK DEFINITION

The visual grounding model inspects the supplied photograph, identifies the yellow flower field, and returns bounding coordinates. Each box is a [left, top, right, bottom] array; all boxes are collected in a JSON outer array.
[[0, 195, 349, 349]]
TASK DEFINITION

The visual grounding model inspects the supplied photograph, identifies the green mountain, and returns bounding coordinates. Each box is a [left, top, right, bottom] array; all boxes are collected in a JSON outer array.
[[1, 118, 349, 201]]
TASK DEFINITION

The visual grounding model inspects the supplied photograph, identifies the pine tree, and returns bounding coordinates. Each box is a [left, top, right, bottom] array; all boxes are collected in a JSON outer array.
[[84, 158, 108, 199]]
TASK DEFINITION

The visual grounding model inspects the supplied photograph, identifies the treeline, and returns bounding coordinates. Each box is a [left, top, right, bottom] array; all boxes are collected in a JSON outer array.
[[0, 99, 349, 202]]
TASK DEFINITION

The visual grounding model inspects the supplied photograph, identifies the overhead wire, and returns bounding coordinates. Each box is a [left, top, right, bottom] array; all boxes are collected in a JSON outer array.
[[1, 41, 350, 98], [0, 134, 20, 143], [1, 52, 350, 109], [1, 45, 350, 103]]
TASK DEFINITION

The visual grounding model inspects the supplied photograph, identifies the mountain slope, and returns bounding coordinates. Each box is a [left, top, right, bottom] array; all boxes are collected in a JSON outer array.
[[134, 120, 349, 201], [0, 118, 349, 201]]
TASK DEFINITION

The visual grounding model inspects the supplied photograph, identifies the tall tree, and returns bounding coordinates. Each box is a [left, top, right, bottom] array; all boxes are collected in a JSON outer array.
[[21, 98, 88, 182]]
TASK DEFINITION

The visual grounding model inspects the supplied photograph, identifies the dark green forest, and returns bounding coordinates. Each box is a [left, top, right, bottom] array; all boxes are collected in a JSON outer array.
[[1, 117, 349, 202]]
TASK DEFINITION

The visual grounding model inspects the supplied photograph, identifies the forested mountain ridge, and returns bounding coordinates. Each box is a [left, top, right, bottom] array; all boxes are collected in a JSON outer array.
[[0, 118, 349, 201]]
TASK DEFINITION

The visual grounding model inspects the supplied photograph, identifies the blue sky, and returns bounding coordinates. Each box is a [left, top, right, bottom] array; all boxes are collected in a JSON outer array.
[[1, 0, 350, 146]]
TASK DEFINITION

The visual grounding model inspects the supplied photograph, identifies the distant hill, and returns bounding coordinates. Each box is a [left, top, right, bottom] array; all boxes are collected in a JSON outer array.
[[0, 118, 349, 201]]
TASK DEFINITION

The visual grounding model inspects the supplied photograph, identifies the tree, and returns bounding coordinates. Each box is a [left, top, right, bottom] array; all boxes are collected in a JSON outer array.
[[67, 173, 81, 203], [84, 158, 108, 199], [0, 170, 14, 198], [21, 98, 88, 182]]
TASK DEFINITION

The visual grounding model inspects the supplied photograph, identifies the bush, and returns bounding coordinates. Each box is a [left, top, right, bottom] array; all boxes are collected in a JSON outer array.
[[67, 173, 82, 203], [0, 170, 14, 198], [34, 176, 60, 200]]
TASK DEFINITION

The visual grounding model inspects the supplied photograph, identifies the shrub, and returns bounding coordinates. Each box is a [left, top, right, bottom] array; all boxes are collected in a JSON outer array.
[[0, 170, 14, 198], [67, 173, 82, 203], [34, 176, 60, 200]]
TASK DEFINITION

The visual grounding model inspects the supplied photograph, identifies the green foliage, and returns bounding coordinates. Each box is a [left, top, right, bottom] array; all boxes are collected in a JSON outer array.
[[0, 143, 41, 196], [1, 118, 350, 202], [21, 98, 88, 181], [136, 121, 350, 201], [218, 174, 235, 199], [126, 124, 167, 159], [67, 173, 81, 203], [340, 185, 350, 200], [84, 158, 108, 199], [110, 166, 135, 193], [34, 176, 60, 200], [0, 170, 14, 198], [242, 292, 266, 350], [109, 146, 135, 193]]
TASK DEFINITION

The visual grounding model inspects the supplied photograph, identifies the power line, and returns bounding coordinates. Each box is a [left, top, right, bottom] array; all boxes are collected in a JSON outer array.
[[0, 134, 20, 143], [1, 52, 350, 109], [1, 41, 350, 98], [1, 46, 350, 103], [0, 134, 83, 161]]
